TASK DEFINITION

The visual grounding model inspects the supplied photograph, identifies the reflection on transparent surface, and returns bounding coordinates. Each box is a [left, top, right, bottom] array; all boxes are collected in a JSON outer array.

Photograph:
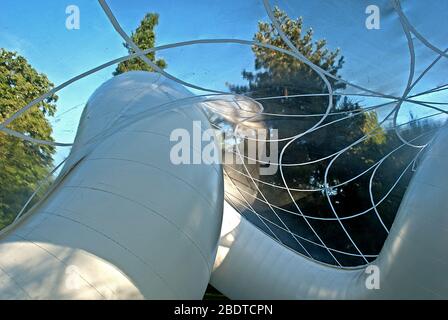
[[213, 96, 444, 266]]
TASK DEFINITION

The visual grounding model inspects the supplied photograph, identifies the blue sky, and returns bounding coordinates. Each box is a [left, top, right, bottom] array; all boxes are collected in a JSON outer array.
[[1, 0, 447, 164], [1, 0, 266, 164]]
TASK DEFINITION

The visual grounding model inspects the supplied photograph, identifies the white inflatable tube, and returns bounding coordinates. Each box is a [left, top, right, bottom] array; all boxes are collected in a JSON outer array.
[[1, 71, 447, 300], [211, 124, 448, 299], [0, 72, 224, 299]]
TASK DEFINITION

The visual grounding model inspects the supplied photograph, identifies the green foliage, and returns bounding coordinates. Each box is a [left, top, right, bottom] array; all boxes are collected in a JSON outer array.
[[229, 7, 344, 102], [113, 13, 166, 76], [0, 48, 57, 229], [362, 111, 386, 145], [224, 8, 424, 265]]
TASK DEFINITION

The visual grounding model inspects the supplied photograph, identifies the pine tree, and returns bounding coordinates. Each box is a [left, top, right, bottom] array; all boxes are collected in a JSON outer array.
[[225, 8, 408, 265]]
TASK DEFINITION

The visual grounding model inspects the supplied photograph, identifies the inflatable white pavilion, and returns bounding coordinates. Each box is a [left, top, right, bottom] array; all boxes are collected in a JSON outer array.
[[0, 0, 447, 299]]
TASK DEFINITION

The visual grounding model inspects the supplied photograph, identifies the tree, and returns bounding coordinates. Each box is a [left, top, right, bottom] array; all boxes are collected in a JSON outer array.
[[113, 13, 166, 76], [0, 49, 57, 229], [229, 7, 345, 112], [227, 7, 386, 185], [223, 8, 416, 266]]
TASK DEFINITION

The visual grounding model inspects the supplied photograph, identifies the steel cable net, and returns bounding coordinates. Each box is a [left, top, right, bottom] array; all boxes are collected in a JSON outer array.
[[0, 0, 447, 268]]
